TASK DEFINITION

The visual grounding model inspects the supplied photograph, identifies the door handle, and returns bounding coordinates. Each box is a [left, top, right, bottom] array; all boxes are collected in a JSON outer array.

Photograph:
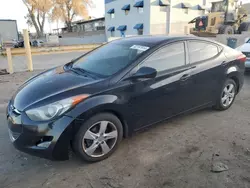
[[221, 61, 227, 66], [180, 74, 190, 81]]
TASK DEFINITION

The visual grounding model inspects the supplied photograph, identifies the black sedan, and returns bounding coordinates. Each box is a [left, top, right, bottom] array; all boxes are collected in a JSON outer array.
[[7, 36, 245, 162]]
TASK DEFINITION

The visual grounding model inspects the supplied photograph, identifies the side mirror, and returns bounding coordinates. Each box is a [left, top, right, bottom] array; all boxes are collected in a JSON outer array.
[[245, 37, 250, 43], [130, 67, 157, 80]]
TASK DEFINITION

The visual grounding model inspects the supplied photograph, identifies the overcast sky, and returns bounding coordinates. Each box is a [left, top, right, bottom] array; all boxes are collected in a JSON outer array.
[[0, 0, 250, 33], [0, 0, 105, 33]]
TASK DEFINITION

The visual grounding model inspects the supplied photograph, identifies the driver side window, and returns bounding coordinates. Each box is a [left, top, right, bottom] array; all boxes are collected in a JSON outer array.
[[138, 42, 186, 73]]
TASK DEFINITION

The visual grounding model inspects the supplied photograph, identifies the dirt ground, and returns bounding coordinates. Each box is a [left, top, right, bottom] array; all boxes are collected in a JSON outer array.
[[0, 71, 250, 188]]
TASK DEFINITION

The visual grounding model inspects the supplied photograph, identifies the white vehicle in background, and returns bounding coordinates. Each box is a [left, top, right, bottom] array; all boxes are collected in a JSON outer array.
[[236, 38, 250, 71]]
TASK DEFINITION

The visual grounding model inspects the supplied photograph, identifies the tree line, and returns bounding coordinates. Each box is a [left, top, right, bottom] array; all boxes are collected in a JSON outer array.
[[22, 0, 91, 37]]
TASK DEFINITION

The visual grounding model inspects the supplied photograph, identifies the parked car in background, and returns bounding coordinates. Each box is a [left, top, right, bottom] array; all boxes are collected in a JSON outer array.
[[32, 39, 44, 47], [17, 40, 24, 48], [17, 39, 41, 48], [2, 39, 19, 48], [236, 38, 250, 71], [7, 36, 246, 162]]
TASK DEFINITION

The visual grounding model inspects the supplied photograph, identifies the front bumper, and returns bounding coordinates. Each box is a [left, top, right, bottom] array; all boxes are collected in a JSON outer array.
[[6, 103, 75, 160]]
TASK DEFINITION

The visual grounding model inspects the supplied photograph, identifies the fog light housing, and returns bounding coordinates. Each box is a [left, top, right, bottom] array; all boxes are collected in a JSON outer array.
[[36, 136, 53, 148], [37, 141, 52, 148]]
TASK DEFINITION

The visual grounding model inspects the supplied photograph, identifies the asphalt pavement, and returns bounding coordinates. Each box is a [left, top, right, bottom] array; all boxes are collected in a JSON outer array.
[[0, 72, 250, 188]]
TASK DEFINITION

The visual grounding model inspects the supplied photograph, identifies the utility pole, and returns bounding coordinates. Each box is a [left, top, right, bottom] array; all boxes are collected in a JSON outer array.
[[23, 29, 33, 71]]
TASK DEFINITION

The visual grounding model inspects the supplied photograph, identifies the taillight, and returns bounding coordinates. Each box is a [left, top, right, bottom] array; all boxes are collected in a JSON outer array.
[[237, 54, 246, 63]]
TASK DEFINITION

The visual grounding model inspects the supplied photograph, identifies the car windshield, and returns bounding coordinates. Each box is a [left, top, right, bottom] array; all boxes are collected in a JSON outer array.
[[72, 42, 150, 77]]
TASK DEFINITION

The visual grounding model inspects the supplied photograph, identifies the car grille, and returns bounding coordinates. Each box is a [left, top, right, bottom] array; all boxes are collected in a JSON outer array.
[[242, 52, 250, 58]]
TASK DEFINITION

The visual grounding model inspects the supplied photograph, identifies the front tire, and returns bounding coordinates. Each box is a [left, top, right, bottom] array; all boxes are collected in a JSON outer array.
[[73, 113, 123, 162], [214, 78, 237, 111]]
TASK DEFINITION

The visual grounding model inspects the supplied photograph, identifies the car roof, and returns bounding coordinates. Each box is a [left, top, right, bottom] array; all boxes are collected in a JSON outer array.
[[111, 35, 215, 47]]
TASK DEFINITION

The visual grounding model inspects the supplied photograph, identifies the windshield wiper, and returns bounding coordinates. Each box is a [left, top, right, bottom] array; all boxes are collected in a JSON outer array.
[[71, 67, 98, 79]]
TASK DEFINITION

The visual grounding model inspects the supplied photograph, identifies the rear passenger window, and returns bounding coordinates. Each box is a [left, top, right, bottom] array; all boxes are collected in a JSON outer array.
[[188, 41, 219, 63], [141, 42, 185, 72]]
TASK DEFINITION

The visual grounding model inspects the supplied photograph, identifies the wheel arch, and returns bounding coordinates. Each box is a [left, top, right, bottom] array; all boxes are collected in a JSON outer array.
[[68, 97, 131, 140], [226, 68, 240, 93], [77, 107, 130, 138], [228, 75, 240, 93]]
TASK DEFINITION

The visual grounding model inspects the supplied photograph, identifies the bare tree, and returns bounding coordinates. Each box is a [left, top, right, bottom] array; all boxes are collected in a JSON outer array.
[[22, 0, 53, 37], [24, 13, 33, 27], [52, 0, 91, 32]]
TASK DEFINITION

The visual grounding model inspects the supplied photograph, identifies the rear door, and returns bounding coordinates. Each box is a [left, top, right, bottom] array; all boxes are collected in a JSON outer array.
[[187, 40, 225, 107]]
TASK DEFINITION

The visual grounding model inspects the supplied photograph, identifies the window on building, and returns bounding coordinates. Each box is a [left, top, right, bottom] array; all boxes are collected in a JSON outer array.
[[137, 29, 143, 35], [184, 8, 188, 14], [111, 13, 115, 19], [111, 31, 115, 37], [138, 7, 144, 13], [140, 42, 185, 72], [203, 0, 206, 6], [122, 4, 130, 15], [160, 6, 167, 12], [188, 41, 219, 63], [201, 9, 205, 14], [120, 31, 126, 37]]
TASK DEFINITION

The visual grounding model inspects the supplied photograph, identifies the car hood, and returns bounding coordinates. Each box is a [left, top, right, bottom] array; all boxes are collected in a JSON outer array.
[[12, 67, 103, 111], [236, 43, 250, 52]]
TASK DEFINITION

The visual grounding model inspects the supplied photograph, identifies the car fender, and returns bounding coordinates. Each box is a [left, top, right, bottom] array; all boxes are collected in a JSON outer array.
[[65, 94, 130, 137]]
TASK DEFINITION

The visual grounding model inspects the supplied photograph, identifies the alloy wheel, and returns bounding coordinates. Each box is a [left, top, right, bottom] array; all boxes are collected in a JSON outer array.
[[82, 121, 118, 158], [221, 83, 235, 107]]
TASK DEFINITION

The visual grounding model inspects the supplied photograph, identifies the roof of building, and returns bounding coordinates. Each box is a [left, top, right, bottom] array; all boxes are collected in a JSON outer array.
[[73, 17, 105, 25]]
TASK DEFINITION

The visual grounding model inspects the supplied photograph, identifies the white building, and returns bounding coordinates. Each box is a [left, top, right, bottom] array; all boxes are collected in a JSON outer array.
[[105, 0, 211, 39]]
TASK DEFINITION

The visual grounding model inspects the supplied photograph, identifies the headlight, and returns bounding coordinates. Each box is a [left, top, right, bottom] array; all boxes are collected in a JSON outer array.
[[26, 95, 89, 121]]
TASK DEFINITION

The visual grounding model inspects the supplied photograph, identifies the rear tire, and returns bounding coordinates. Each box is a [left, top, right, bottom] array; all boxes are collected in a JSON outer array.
[[73, 113, 123, 162], [214, 79, 237, 111], [219, 25, 234, 34], [238, 22, 250, 34]]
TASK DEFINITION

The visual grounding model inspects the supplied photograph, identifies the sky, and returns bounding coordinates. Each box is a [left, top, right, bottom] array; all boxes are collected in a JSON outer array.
[[0, 0, 250, 33], [0, 0, 105, 33]]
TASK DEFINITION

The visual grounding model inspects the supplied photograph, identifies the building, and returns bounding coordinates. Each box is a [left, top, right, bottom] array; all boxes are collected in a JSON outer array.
[[52, 17, 106, 45], [0, 19, 18, 42], [53, 17, 105, 34], [105, 0, 210, 39], [72, 17, 105, 33]]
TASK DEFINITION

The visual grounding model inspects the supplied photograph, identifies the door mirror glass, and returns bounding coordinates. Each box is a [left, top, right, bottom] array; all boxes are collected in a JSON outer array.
[[130, 66, 157, 80]]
